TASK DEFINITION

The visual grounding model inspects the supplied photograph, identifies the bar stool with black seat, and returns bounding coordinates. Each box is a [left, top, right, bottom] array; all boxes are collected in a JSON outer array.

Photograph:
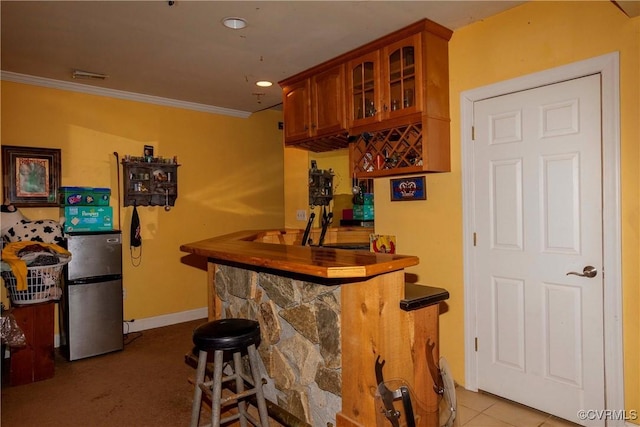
[[190, 318, 270, 427]]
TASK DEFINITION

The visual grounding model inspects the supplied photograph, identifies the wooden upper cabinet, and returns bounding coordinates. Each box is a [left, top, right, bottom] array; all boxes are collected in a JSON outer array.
[[312, 64, 346, 137], [348, 21, 453, 176], [347, 35, 423, 130], [282, 79, 311, 143], [279, 18, 452, 168], [347, 50, 381, 129], [382, 34, 422, 120], [282, 64, 346, 145]]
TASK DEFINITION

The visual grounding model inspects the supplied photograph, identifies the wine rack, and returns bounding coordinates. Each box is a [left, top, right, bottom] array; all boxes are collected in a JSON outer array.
[[349, 122, 425, 178]]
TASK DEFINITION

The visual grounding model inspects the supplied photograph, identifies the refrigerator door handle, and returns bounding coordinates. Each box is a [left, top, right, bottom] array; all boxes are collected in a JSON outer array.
[[68, 274, 122, 285]]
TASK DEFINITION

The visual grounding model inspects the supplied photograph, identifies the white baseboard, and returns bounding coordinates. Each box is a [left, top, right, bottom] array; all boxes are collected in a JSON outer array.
[[123, 307, 208, 334], [51, 307, 208, 349]]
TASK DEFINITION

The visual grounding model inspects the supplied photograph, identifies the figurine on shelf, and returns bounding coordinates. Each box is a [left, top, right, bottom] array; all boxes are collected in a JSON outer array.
[[153, 170, 168, 182]]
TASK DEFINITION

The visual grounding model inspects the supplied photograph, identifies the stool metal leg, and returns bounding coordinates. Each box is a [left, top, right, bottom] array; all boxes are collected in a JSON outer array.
[[190, 350, 208, 427], [247, 344, 270, 427], [233, 351, 249, 427], [211, 349, 224, 427]]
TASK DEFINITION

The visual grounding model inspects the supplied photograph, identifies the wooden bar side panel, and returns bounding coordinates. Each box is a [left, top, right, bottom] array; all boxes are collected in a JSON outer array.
[[339, 271, 415, 427], [336, 412, 366, 427], [411, 304, 440, 415]]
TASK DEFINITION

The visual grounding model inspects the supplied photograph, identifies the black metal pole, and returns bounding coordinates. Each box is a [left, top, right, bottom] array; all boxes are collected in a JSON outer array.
[[113, 152, 121, 230]]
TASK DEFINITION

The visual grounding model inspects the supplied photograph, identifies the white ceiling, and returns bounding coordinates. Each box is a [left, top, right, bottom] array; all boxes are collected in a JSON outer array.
[[2, 1, 534, 114]]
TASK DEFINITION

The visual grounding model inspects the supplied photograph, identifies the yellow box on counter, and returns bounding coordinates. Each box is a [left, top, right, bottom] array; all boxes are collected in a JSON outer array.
[[61, 206, 113, 232]]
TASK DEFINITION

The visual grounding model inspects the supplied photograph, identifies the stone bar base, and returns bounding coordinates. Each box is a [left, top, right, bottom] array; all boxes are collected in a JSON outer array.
[[214, 264, 342, 426]]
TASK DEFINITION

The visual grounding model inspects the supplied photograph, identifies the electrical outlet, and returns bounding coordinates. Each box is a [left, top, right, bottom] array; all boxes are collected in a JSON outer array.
[[296, 209, 307, 221]]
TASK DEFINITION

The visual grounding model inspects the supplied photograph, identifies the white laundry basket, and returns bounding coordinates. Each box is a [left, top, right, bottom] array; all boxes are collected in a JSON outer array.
[[2, 259, 70, 305]]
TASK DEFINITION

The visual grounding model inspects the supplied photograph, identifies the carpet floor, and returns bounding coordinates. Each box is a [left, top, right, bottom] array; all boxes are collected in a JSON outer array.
[[1, 318, 213, 427]]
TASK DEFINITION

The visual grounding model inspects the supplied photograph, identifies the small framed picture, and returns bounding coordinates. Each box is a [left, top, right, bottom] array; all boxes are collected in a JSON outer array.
[[1, 145, 61, 207], [143, 145, 154, 160], [390, 176, 426, 201], [370, 234, 396, 253]]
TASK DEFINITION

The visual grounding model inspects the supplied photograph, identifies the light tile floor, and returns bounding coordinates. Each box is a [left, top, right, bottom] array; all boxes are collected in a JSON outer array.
[[455, 386, 582, 427]]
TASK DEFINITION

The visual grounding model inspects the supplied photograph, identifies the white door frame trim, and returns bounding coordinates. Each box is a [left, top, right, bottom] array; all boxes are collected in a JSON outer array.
[[461, 52, 624, 420]]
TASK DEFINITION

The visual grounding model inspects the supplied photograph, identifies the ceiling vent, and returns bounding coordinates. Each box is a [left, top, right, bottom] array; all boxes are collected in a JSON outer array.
[[72, 70, 109, 80]]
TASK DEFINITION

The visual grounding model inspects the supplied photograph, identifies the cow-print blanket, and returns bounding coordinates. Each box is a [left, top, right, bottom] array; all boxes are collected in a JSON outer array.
[[1, 203, 64, 245]]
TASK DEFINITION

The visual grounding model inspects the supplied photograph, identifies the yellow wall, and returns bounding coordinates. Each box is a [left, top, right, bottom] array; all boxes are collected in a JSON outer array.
[[311, 149, 350, 196], [283, 146, 310, 229], [447, 1, 639, 416], [283, 148, 351, 229], [282, 0, 639, 417], [1, 81, 285, 321]]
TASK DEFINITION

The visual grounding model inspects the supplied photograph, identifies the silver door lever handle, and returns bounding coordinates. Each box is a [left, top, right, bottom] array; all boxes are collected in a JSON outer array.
[[566, 266, 597, 278]]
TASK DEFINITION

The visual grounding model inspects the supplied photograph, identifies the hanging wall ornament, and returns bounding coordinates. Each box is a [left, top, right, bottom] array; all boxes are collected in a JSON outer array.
[[130, 202, 142, 266]]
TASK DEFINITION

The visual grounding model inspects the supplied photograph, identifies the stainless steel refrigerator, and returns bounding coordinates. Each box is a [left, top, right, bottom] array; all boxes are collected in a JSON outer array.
[[60, 231, 123, 361]]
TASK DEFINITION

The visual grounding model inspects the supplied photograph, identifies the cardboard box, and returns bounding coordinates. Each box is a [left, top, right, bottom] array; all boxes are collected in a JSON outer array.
[[61, 206, 113, 232], [59, 187, 111, 206], [353, 204, 374, 220]]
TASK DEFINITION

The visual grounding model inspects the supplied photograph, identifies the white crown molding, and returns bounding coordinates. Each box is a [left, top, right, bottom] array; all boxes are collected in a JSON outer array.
[[1, 71, 252, 119]]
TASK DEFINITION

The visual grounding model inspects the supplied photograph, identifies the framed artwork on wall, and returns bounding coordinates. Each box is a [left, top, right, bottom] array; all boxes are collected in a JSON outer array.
[[2, 145, 61, 207], [143, 145, 154, 162], [390, 175, 426, 201]]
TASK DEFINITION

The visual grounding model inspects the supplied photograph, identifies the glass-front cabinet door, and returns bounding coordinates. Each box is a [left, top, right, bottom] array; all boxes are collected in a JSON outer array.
[[383, 34, 422, 119], [347, 50, 381, 128]]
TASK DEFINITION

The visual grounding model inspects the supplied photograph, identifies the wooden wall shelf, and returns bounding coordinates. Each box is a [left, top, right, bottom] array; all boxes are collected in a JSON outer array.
[[121, 161, 180, 207]]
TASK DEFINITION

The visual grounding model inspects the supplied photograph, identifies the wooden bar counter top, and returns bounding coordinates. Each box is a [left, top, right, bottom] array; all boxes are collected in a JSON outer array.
[[180, 228, 443, 427], [180, 228, 419, 279]]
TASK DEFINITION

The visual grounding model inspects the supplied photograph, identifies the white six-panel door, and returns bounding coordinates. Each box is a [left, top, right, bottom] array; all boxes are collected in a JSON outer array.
[[473, 74, 604, 425]]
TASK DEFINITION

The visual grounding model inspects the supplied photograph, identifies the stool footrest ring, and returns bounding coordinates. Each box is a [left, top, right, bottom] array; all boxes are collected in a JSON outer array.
[[221, 388, 259, 406], [220, 412, 262, 426]]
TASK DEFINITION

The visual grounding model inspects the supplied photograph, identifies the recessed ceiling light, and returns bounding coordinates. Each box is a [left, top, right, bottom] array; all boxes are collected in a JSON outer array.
[[222, 17, 247, 30], [256, 81, 273, 88]]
